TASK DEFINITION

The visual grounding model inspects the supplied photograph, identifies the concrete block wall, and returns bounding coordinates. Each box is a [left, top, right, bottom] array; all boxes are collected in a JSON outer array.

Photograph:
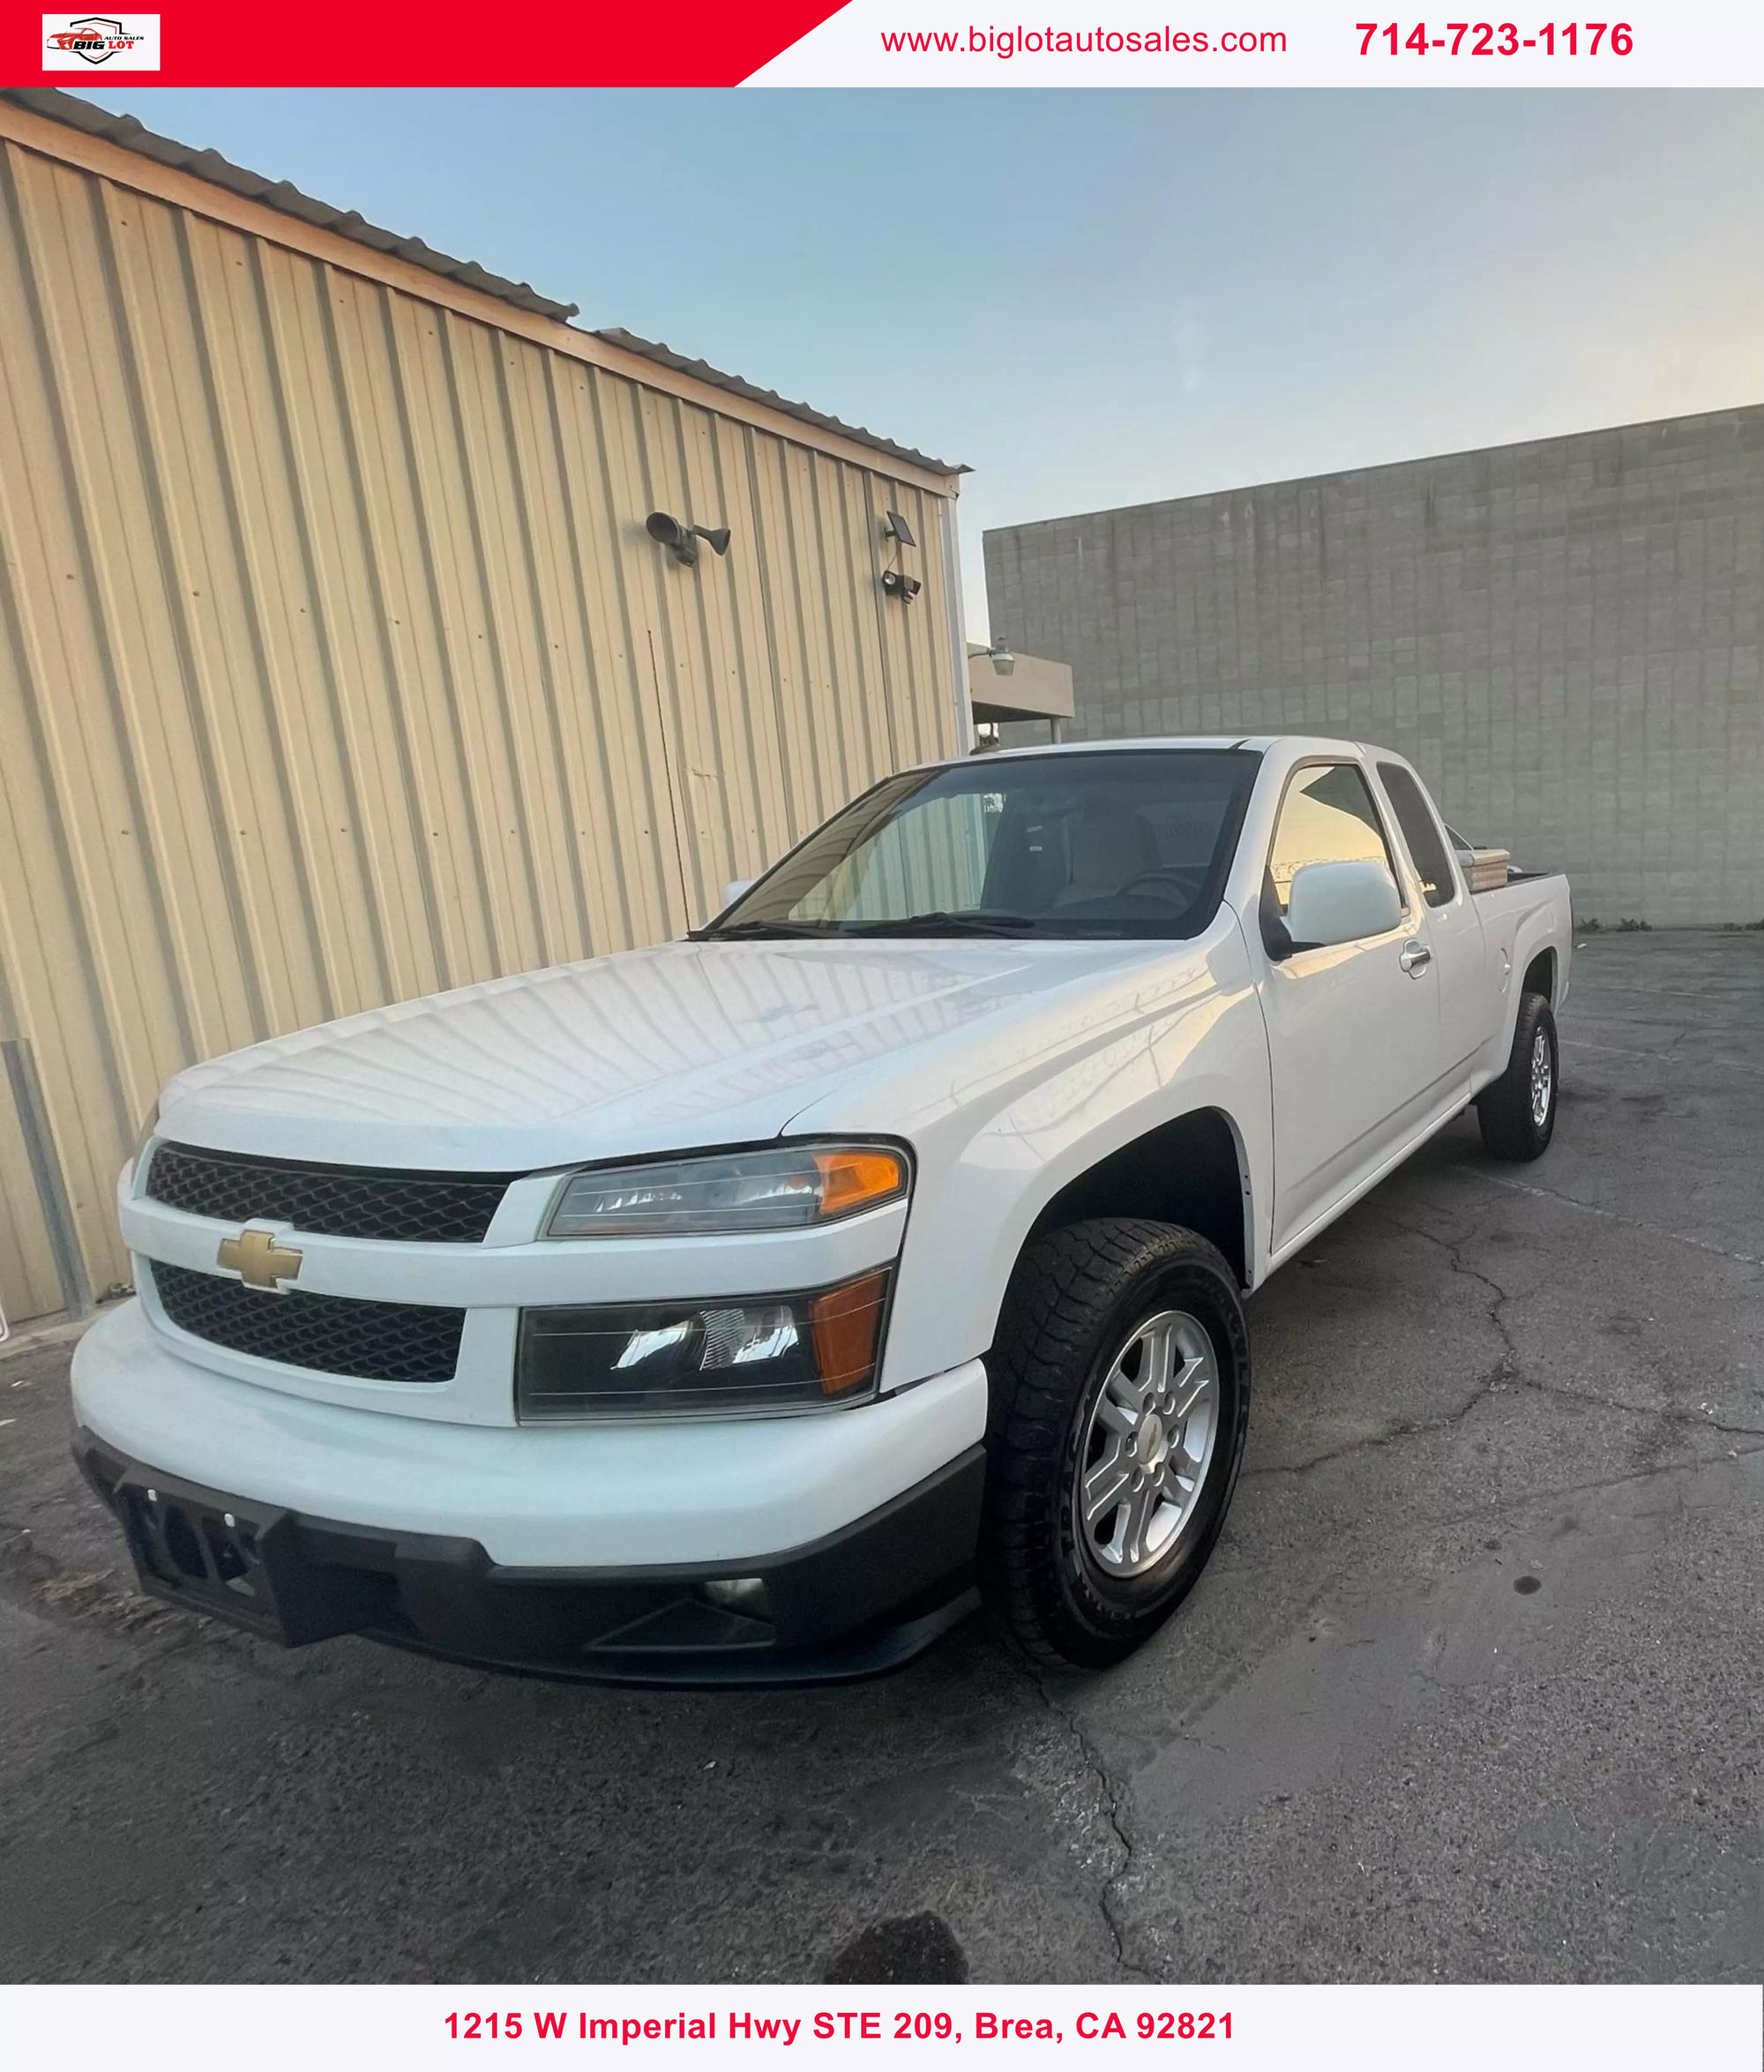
[[984, 405, 1764, 926]]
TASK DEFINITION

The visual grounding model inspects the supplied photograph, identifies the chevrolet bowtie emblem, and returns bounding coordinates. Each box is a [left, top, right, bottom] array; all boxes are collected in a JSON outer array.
[[216, 1227, 303, 1292]]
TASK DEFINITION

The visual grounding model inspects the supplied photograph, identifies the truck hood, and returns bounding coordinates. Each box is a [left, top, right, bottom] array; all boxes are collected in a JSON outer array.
[[157, 938, 1177, 1171]]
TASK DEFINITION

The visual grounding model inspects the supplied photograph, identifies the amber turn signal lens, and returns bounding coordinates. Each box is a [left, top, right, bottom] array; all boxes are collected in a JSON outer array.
[[809, 1268, 892, 1397], [810, 1148, 908, 1220]]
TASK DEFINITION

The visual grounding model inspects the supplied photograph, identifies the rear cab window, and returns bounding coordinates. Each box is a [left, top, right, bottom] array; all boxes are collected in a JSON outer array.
[[1377, 762, 1459, 908]]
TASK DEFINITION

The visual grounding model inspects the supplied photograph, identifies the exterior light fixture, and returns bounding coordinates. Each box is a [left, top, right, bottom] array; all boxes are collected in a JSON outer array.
[[646, 511, 732, 567], [987, 644, 1017, 677], [883, 510, 916, 548], [881, 569, 922, 602]]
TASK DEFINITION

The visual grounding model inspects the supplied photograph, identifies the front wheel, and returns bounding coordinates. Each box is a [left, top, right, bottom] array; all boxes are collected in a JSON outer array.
[[1476, 991, 1558, 1161], [980, 1219, 1251, 1672]]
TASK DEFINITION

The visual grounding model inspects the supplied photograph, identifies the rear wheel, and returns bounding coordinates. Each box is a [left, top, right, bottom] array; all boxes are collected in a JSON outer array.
[[1477, 991, 1558, 1161], [980, 1219, 1250, 1672]]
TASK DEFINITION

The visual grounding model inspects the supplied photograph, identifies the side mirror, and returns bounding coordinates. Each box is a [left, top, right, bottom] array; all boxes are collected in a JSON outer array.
[[1282, 859, 1402, 951], [721, 878, 755, 910]]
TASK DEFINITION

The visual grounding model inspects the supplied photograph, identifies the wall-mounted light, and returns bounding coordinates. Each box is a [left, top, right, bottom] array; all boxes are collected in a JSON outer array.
[[986, 644, 1016, 677], [881, 569, 922, 602], [647, 511, 731, 567]]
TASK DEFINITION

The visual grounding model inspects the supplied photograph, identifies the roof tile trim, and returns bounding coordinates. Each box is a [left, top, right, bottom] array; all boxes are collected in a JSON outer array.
[[594, 330, 966, 477], [1, 87, 578, 318], [1, 87, 966, 477]]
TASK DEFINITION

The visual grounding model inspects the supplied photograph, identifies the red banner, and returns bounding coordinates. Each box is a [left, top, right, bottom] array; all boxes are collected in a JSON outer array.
[[9, 0, 853, 86]]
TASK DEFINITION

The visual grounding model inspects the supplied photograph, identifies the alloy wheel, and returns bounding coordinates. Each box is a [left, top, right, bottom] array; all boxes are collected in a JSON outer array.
[[1530, 1027, 1553, 1127], [1073, 1309, 1219, 1580]]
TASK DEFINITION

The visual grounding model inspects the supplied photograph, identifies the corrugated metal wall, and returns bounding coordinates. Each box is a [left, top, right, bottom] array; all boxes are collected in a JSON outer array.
[[0, 127, 961, 1326]]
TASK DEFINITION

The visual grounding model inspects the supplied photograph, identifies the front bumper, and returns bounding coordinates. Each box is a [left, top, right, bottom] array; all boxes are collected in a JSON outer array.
[[74, 1432, 985, 1686], [70, 1299, 990, 1684]]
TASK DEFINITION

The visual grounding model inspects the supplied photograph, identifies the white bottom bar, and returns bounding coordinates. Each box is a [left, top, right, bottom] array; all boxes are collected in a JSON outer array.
[[1, 1984, 1755, 2068]]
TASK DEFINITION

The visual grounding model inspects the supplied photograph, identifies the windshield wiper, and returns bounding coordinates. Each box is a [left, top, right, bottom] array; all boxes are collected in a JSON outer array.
[[841, 911, 1041, 938], [688, 917, 841, 941], [694, 910, 1046, 942]]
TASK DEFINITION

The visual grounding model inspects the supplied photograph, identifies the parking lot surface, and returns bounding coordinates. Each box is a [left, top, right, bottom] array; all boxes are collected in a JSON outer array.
[[3, 931, 1760, 1985]]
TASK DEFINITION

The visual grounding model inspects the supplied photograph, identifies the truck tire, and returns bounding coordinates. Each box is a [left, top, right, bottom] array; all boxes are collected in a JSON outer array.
[[980, 1218, 1251, 1672], [1476, 991, 1558, 1161]]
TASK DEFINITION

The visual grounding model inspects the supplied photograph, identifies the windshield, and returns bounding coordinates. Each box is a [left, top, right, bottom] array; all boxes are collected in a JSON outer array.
[[703, 748, 1262, 941]]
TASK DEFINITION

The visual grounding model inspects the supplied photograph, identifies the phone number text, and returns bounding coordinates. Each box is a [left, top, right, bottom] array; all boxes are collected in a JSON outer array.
[[1357, 20, 1633, 53]]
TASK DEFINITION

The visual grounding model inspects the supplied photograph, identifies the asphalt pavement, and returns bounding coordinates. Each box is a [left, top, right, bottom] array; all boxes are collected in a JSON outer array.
[[2, 929, 1760, 1985]]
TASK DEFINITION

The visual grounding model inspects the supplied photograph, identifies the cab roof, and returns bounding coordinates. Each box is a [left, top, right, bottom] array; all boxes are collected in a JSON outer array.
[[957, 733, 1373, 766]]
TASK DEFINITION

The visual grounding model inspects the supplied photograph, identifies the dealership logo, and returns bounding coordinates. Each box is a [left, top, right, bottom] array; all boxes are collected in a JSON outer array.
[[41, 13, 160, 66]]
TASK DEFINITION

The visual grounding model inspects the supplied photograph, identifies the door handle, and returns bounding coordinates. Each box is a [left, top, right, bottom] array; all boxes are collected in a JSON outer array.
[[1400, 942, 1432, 976]]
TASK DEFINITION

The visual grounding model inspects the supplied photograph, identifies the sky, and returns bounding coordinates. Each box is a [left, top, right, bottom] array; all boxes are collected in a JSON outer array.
[[76, 87, 1764, 640]]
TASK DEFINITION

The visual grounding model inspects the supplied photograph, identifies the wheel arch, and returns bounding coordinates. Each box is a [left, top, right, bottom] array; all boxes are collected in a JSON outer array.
[[1016, 1104, 1254, 1295], [1521, 946, 1558, 1004], [1485, 901, 1566, 1075]]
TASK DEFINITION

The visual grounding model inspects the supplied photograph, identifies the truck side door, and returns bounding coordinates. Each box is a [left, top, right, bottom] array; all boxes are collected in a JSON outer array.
[[1255, 759, 1444, 1257], [1373, 759, 1489, 1089]]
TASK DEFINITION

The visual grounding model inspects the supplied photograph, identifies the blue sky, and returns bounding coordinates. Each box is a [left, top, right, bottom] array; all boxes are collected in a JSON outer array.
[[78, 88, 1764, 638]]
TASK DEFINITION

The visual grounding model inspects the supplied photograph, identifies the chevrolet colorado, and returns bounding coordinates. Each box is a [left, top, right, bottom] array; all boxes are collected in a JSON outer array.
[[72, 737, 1570, 1680]]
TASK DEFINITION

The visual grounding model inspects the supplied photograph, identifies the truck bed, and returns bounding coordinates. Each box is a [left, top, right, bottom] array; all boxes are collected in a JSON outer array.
[[1470, 871, 1573, 1011]]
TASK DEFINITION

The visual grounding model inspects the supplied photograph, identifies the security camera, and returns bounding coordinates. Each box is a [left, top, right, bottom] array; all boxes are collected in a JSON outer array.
[[647, 510, 692, 562], [881, 569, 922, 602], [646, 512, 732, 566]]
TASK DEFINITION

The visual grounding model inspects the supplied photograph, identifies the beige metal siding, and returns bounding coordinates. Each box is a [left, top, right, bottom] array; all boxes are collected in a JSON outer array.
[[0, 126, 960, 1326]]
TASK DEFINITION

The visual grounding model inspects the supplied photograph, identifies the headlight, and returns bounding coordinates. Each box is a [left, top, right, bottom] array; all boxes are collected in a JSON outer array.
[[542, 1143, 908, 1239], [516, 1268, 893, 1421]]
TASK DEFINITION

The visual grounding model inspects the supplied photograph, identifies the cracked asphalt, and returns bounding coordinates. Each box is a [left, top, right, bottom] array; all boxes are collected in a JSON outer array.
[[2, 931, 1760, 1985]]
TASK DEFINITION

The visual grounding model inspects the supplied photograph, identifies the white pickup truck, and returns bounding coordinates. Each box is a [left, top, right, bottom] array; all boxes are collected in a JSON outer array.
[[73, 737, 1569, 1681]]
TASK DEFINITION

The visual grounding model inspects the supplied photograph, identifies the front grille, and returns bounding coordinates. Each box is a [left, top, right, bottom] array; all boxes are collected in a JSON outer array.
[[150, 1262, 464, 1383], [145, 1141, 514, 1243]]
